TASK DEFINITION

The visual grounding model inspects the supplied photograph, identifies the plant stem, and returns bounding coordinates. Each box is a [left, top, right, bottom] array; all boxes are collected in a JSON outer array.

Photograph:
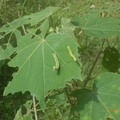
[[83, 39, 106, 87], [32, 95, 38, 120], [64, 88, 73, 105]]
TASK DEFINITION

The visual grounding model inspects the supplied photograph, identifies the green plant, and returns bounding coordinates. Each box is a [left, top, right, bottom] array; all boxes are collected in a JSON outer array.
[[0, 6, 120, 120]]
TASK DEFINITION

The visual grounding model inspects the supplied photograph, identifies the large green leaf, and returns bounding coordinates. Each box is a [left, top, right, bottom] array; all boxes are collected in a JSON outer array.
[[71, 14, 120, 38], [4, 21, 82, 109], [72, 72, 120, 120]]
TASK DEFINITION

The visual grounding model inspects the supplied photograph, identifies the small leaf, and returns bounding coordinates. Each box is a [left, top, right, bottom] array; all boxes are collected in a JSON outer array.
[[60, 18, 76, 39], [14, 100, 33, 120], [102, 47, 120, 72], [0, 43, 15, 60]]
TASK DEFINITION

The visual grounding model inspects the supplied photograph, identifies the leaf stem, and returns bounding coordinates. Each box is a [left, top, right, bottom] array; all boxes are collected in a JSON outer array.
[[83, 39, 106, 87], [64, 88, 73, 105], [32, 95, 38, 120]]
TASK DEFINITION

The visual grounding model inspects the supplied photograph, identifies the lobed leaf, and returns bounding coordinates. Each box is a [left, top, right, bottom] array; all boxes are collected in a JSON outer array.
[[72, 72, 120, 120], [0, 7, 59, 61], [0, 6, 59, 33], [4, 20, 82, 109], [71, 14, 120, 38]]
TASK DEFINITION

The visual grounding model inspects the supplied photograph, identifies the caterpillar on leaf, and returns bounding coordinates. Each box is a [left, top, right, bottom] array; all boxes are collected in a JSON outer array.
[[67, 46, 77, 61], [52, 53, 59, 70]]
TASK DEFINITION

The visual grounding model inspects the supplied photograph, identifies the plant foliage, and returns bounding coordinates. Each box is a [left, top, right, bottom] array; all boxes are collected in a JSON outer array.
[[0, 5, 120, 120]]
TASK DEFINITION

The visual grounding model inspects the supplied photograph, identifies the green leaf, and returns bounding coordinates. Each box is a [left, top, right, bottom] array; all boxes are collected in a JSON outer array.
[[72, 72, 120, 120], [0, 6, 59, 33], [27, 19, 49, 39], [102, 47, 120, 72], [4, 22, 82, 109], [71, 14, 120, 38], [14, 100, 33, 120], [0, 43, 15, 60], [0, 30, 21, 61], [0, 7, 58, 61], [60, 18, 76, 39]]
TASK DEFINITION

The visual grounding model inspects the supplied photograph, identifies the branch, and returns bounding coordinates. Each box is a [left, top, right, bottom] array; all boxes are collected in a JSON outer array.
[[83, 39, 106, 87], [64, 88, 73, 105]]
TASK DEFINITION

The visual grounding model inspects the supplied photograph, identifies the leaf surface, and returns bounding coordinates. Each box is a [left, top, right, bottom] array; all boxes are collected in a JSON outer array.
[[4, 24, 82, 108], [14, 100, 33, 120], [60, 18, 76, 39], [0, 6, 59, 33], [0, 7, 59, 61], [102, 47, 120, 72], [0, 43, 15, 60], [72, 72, 120, 120], [71, 14, 120, 38]]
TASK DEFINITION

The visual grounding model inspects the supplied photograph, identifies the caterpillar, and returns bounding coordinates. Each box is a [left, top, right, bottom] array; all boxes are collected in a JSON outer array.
[[67, 46, 77, 61], [52, 53, 59, 70]]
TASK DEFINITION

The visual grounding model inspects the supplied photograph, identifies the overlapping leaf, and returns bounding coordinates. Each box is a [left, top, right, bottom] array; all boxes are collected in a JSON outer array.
[[72, 72, 120, 120], [60, 18, 76, 39], [0, 43, 16, 60], [0, 6, 59, 60], [102, 47, 120, 72], [0, 6, 59, 33], [4, 19, 82, 109], [71, 14, 120, 38], [14, 100, 33, 120]]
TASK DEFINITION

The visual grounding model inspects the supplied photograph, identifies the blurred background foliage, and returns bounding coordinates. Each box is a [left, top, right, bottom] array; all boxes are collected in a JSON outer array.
[[0, 0, 120, 119]]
